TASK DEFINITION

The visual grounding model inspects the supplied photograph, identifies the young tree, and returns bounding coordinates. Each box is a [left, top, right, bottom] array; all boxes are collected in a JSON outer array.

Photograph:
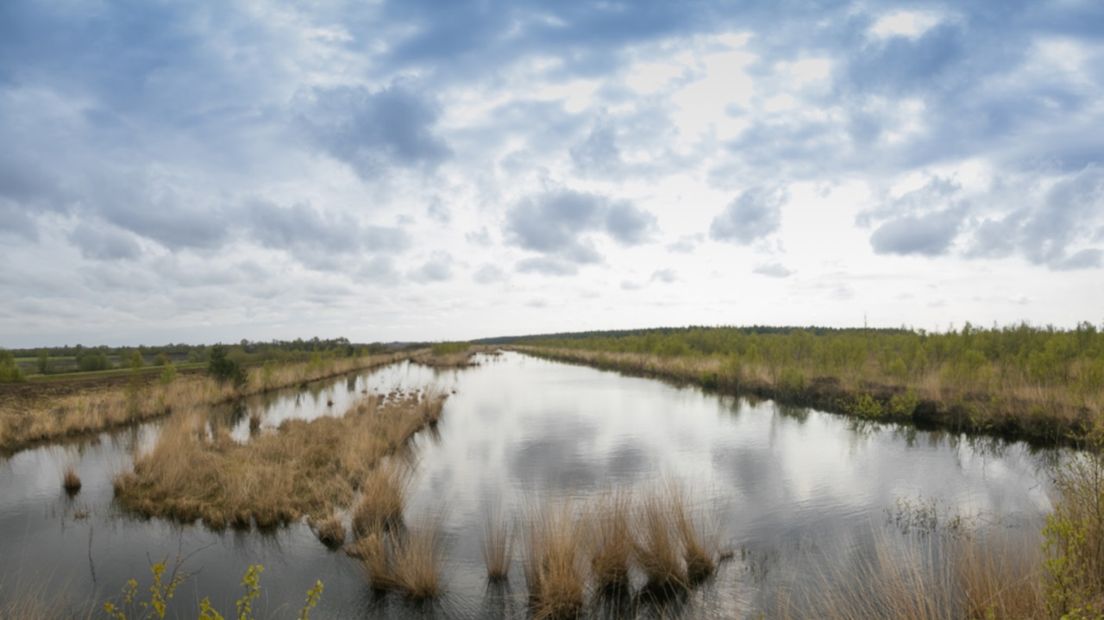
[[0, 349, 25, 382], [208, 344, 247, 388]]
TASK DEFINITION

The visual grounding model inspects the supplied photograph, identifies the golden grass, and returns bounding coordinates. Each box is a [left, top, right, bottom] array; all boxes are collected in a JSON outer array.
[[62, 465, 82, 495], [310, 513, 346, 549], [588, 492, 633, 593], [779, 532, 1047, 620], [482, 509, 514, 582], [113, 391, 446, 530], [0, 352, 413, 453], [355, 522, 444, 599], [352, 462, 410, 537], [524, 505, 586, 619], [635, 492, 688, 594], [660, 484, 717, 584]]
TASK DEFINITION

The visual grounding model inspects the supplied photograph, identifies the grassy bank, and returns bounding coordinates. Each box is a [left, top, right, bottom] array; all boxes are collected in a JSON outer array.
[[515, 323, 1103, 446], [114, 390, 445, 529], [0, 351, 411, 454]]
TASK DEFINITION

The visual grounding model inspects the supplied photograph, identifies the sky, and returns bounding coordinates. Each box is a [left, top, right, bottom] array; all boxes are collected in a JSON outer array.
[[1, 1, 1103, 346]]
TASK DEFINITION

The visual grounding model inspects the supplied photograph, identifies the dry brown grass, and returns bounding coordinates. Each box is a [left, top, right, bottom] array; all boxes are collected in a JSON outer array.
[[0, 352, 410, 453], [635, 493, 688, 594], [113, 391, 446, 530], [524, 505, 586, 619], [310, 513, 346, 549], [667, 487, 717, 584], [62, 465, 82, 495], [588, 492, 633, 593], [352, 462, 411, 537], [483, 509, 514, 582], [778, 532, 1047, 620], [355, 521, 444, 599]]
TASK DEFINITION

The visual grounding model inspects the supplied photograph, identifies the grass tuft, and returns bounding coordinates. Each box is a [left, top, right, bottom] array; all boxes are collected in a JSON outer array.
[[482, 509, 514, 582], [356, 522, 444, 600], [352, 462, 410, 537], [62, 466, 82, 495], [589, 492, 634, 594], [311, 514, 346, 549], [524, 505, 586, 620]]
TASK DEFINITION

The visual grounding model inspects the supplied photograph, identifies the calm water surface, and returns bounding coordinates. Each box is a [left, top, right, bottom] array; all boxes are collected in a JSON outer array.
[[0, 352, 1058, 617]]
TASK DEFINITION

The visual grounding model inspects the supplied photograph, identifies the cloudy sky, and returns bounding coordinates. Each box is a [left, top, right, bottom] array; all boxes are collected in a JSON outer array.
[[2, 1, 1103, 346]]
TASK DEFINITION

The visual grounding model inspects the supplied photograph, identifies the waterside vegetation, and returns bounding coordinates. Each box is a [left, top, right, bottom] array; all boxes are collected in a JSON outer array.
[[516, 323, 1104, 445], [0, 350, 411, 453], [113, 390, 446, 530]]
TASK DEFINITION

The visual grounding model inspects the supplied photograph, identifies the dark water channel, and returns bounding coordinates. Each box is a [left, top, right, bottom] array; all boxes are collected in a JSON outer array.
[[0, 352, 1059, 617]]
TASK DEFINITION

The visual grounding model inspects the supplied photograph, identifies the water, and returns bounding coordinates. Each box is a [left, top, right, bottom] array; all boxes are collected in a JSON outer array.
[[0, 352, 1059, 617]]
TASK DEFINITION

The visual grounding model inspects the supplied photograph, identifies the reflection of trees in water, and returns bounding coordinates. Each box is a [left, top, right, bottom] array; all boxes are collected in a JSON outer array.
[[775, 403, 810, 423]]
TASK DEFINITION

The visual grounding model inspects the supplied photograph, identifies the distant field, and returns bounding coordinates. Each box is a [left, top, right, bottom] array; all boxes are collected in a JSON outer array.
[[26, 362, 206, 383]]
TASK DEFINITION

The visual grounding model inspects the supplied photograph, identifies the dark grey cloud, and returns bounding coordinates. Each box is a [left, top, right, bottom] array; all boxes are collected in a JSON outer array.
[[605, 202, 657, 245], [69, 221, 142, 261], [505, 189, 655, 270], [246, 200, 410, 270], [299, 82, 450, 178], [710, 187, 786, 244]]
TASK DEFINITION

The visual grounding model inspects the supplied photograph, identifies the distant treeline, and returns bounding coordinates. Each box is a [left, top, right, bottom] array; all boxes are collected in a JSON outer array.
[[517, 323, 1104, 391], [475, 324, 912, 345], [1, 337, 418, 379]]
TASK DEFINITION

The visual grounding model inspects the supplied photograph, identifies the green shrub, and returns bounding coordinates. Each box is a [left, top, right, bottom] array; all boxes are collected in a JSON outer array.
[[0, 349, 24, 382], [208, 344, 247, 389], [851, 393, 884, 419], [77, 352, 111, 372], [888, 389, 920, 417]]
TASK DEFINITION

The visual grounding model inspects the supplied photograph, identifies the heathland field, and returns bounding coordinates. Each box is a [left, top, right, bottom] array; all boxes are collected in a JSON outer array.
[[0, 334, 1101, 619]]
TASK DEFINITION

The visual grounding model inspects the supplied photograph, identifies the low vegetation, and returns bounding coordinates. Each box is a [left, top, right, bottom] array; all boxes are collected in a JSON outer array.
[[524, 505, 587, 620], [62, 465, 81, 495], [113, 390, 446, 529], [413, 342, 482, 369], [354, 521, 444, 600], [517, 322, 1104, 445], [0, 351, 409, 453], [780, 444, 1104, 619], [101, 561, 323, 620], [482, 509, 514, 582]]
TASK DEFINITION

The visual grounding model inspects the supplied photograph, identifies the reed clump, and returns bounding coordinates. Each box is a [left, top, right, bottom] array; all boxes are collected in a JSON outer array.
[[483, 510, 514, 582], [778, 533, 1046, 619], [355, 522, 444, 600], [588, 492, 633, 593], [352, 462, 410, 536], [311, 514, 346, 549], [524, 506, 586, 620], [635, 493, 689, 595], [113, 391, 446, 531], [62, 466, 82, 495]]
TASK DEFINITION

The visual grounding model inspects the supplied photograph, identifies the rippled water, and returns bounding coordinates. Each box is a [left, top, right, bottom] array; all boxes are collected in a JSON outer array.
[[0, 352, 1059, 617]]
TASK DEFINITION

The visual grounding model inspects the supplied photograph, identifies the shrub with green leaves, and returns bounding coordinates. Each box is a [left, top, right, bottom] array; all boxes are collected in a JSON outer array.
[[208, 344, 247, 389], [0, 349, 24, 382]]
